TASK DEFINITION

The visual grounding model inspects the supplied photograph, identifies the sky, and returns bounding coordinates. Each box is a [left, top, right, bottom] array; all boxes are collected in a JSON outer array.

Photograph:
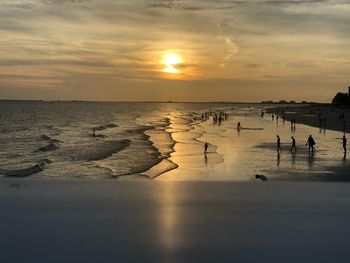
[[0, 0, 349, 102]]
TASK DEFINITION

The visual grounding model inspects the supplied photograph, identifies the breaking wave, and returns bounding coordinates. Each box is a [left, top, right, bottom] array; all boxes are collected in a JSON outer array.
[[0, 159, 52, 177]]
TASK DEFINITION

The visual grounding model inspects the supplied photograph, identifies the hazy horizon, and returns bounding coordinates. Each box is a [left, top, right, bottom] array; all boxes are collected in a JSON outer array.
[[1, 0, 349, 102], [0, 99, 316, 103]]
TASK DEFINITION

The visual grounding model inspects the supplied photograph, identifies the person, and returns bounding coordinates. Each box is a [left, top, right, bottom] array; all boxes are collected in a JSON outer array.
[[276, 135, 281, 153], [291, 119, 296, 132], [306, 135, 316, 153], [291, 136, 297, 152], [237, 122, 242, 131], [342, 135, 347, 155], [204, 142, 209, 153]]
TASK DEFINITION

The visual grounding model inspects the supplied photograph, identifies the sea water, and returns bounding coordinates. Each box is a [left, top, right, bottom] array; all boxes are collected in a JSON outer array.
[[0, 101, 228, 178], [0, 101, 348, 181]]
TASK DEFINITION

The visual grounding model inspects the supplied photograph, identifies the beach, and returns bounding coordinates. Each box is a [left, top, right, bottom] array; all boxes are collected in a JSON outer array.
[[267, 104, 350, 134], [159, 104, 350, 181], [1, 101, 350, 181]]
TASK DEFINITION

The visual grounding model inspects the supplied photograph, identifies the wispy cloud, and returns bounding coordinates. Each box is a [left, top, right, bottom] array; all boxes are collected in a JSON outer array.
[[0, 0, 349, 101]]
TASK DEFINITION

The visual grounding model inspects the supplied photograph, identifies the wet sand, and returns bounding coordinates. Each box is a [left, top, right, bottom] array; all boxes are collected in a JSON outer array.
[[157, 105, 350, 181], [267, 104, 350, 133], [1, 179, 350, 263]]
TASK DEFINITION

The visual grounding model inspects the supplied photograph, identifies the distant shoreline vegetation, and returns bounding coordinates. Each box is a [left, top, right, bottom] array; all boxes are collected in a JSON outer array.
[[260, 100, 314, 104], [332, 86, 350, 106]]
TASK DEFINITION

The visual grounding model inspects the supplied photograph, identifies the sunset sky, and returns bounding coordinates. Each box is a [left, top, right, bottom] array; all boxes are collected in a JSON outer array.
[[0, 0, 349, 102]]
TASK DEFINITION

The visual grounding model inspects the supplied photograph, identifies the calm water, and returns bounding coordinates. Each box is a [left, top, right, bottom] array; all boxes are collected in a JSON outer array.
[[0, 101, 348, 180]]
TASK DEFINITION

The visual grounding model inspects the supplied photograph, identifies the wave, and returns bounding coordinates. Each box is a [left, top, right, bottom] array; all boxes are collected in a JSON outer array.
[[92, 123, 118, 131], [0, 159, 51, 177], [64, 139, 131, 161], [142, 159, 178, 179], [125, 126, 152, 134], [104, 121, 175, 178], [41, 134, 61, 142], [37, 134, 62, 152], [36, 142, 59, 152]]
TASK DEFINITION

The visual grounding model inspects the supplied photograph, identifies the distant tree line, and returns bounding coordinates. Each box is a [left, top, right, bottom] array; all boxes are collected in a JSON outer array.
[[332, 87, 350, 106], [261, 100, 310, 104]]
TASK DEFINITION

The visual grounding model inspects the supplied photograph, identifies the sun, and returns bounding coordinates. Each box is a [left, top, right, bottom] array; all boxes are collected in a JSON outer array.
[[162, 52, 183, 74]]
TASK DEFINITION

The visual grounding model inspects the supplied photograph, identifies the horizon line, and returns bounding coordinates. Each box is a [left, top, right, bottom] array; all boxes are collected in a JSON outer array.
[[0, 99, 322, 104]]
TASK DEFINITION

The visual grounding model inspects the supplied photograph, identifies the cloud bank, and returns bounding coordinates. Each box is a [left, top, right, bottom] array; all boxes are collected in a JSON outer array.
[[0, 0, 349, 101]]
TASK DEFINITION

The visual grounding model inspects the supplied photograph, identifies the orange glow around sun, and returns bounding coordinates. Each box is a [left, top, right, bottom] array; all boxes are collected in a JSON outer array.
[[162, 52, 183, 74]]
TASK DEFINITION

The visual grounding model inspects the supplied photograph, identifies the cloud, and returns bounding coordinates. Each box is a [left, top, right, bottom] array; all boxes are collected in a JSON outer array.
[[0, 0, 349, 101]]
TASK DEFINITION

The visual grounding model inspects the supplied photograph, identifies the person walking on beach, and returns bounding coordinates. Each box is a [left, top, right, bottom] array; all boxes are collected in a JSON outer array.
[[291, 136, 297, 153], [237, 122, 242, 131], [204, 142, 209, 153], [342, 135, 347, 156], [277, 135, 281, 153], [306, 135, 316, 153]]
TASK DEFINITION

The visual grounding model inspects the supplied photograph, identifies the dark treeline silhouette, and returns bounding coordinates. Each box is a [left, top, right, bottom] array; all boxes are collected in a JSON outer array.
[[332, 86, 350, 106]]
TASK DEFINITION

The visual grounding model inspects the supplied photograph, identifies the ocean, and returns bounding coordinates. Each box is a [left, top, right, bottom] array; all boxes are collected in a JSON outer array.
[[0, 101, 349, 181], [0, 101, 233, 178]]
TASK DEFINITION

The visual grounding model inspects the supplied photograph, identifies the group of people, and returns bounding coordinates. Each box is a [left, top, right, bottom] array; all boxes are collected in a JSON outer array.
[[276, 134, 347, 157], [203, 109, 349, 160], [212, 111, 229, 125]]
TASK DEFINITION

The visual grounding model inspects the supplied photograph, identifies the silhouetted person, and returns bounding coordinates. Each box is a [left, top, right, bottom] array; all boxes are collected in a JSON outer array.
[[272, 114, 274, 121], [255, 174, 267, 181], [277, 135, 281, 153], [306, 135, 315, 153], [237, 122, 242, 131], [290, 119, 296, 132], [291, 136, 297, 152], [204, 142, 209, 153], [342, 135, 347, 156]]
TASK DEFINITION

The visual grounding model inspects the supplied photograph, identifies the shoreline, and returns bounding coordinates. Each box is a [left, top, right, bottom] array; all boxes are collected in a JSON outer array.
[[266, 104, 350, 134], [2, 103, 350, 182]]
